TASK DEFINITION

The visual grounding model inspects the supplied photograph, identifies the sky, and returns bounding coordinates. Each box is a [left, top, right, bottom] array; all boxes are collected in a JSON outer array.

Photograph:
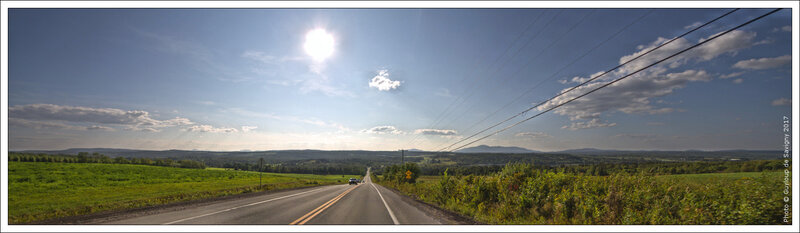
[[6, 8, 794, 151]]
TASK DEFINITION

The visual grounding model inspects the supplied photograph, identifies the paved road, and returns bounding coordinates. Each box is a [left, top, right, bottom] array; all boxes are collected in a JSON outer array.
[[104, 168, 441, 225]]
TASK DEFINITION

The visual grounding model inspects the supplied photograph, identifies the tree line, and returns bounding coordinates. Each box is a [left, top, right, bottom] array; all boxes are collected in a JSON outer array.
[[217, 161, 366, 175], [8, 152, 206, 169], [415, 159, 786, 176]]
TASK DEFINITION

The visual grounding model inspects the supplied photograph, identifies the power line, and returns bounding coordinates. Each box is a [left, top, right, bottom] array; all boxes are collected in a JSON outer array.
[[404, 10, 553, 148], [431, 10, 593, 142], [435, 9, 654, 151], [448, 8, 780, 152], [440, 8, 740, 152]]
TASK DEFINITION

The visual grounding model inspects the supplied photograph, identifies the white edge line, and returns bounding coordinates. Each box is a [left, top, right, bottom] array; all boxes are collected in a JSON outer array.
[[370, 183, 399, 225], [163, 186, 329, 225]]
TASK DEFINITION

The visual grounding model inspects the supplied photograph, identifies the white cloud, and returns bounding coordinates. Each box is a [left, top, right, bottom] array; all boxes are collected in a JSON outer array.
[[435, 88, 454, 98], [226, 108, 350, 132], [719, 71, 745, 79], [368, 69, 401, 91], [515, 132, 551, 139], [362, 126, 402, 134], [683, 22, 703, 29], [773, 25, 791, 32], [87, 125, 115, 131], [541, 29, 757, 129], [542, 69, 710, 121], [414, 129, 457, 136], [9, 104, 194, 132], [771, 98, 791, 106], [186, 125, 239, 133], [732, 78, 743, 84], [614, 133, 658, 142], [733, 55, 791, 70], [753, 39, 773, 46], [562, 119, 617, 130], [242, 50, 303, 65], [9, 118, 84, 130], [692, 30, 756, 61], [241, 126, 258, 132]]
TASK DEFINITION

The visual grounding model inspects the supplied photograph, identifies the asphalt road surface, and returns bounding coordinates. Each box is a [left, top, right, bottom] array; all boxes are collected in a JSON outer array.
[[104, 168, 441, 225]]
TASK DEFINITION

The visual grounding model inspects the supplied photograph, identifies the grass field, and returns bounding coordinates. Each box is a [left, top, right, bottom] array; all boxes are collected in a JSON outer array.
[[414, 171, 780, 184], [8, 162, 361, 224], [378, 169, 788, 224]]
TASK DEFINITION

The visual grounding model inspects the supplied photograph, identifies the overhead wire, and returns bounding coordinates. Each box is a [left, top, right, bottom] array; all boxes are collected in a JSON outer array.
[[435, 9, 655, 151], [447, 8, 779, 152], [439, 8, 741, 152], [404, 10, 553, 148], [433, 10, 596, 139]]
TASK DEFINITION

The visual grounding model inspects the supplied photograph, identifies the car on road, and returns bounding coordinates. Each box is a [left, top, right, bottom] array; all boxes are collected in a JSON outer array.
[[349, 178, 359, 185]]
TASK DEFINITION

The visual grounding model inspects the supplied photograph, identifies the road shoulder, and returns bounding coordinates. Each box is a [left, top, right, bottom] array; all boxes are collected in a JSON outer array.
[[374, 183, 484, 225]]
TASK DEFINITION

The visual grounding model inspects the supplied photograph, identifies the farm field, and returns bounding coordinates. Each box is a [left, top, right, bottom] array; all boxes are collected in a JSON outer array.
[[8, 162, 359, 224], [378, 165, 789, 225]]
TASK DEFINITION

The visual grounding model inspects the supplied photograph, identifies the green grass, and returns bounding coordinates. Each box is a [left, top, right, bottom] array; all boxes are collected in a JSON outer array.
[[654, 171, 783, 186], [415, 171, 781, 185], [378, 169, 788, 224], [8, 162, 358, 224]]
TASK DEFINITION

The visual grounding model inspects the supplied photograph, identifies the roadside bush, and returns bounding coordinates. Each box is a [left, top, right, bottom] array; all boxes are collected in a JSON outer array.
[[378, 163, 789, 225]]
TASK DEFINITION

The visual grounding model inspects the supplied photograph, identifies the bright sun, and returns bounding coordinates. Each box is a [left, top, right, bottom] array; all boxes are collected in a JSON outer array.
[[304, 29, 334, 61]]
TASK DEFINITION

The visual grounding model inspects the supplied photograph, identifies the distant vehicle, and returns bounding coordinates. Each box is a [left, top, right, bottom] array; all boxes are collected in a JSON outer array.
[[349, 178, 359, 185]]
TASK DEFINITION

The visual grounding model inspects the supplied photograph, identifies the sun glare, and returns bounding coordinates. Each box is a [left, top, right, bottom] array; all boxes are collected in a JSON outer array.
[[304, 29, 335, 61]]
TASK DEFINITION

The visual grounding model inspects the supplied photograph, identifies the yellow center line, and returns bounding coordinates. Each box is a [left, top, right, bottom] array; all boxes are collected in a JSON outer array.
[[289, 185, 359, 225]]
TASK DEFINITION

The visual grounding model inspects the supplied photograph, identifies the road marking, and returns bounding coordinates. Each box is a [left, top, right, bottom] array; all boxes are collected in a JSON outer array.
[[370, 183, 399, 225], [290, 185, 359, 225], [163, 186, 329, 225]]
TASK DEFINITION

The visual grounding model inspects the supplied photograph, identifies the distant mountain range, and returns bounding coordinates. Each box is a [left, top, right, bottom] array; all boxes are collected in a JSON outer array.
[[454, 145, 540, 154]]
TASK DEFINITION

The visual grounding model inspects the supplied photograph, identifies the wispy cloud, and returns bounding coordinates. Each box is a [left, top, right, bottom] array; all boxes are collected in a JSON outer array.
[[719, 71, 745, 79], [87, 125, 115, 131], [771, 98, 791, 106], [8, 104, 251, 134], [733, 55, 791, 70], [186, 125, 239, 133], [614, 133, 659, 142], [197, 101, 216, 106], [562, 119, 617, 130], [773, 25, 791, 32], [9, 118, 85, 131], [242, 50, 304, 65], [241, 126, 258, 132], [683, 21, 703, 29], [225, 108, 350, 131], [362, 126, 402, 134], [414, 128, 457, 136], [435, 88, 454, 98], [541, 29, 756, 130], [368, 69, 401, 91], [9, 104, 194, 132], [515, 132, 551, 139]]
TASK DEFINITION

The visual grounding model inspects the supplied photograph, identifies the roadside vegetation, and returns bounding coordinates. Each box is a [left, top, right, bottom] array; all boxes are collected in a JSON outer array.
[[377, 161, 790, 224], [8, 162, 357, 224]]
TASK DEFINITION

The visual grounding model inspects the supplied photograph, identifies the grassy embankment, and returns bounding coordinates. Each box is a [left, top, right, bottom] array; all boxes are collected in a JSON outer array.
[[378, 165, 789, 224], [8, 162, 360, 224]]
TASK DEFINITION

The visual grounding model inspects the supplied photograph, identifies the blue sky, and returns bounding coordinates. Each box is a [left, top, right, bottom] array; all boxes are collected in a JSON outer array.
[[7, 8, 793, 151]]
